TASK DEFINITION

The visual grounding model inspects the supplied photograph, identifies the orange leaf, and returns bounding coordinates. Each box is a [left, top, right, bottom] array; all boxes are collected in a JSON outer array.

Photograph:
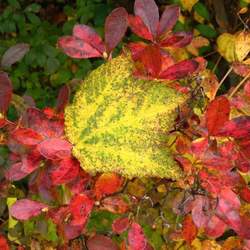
[[95, 173, 123, 200], [182, 214, 197, 245]]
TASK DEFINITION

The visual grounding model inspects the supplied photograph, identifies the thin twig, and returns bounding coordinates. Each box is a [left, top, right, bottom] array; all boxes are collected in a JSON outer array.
[[229, 72, 250, 98], [217, 66, 233, 93], [212, 55, 222, 73]]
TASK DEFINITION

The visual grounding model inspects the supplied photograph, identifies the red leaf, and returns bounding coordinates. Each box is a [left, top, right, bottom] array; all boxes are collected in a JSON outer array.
[[21, 149, 42, 174], [101, 195, 129, 214], [191, 195, 210, 228], [48, 206, 83, 240], [128, 222, 147, 250], [11, 128, 43, 146], [204, 215, 227, 238], [5, 150, 42, 181], [199, 170, 241, 195], [69, 194, 94, 226], [244, 80, 250, 97], [105, 7, 128, 53], [205, 96, 230, 135], [10, 199, 48, 220], [58, 36, 102, 59], [37, 138, 72, 160], [0, 72, 12, 114], [112, 217, 130, 234], [56, 85, 70, 113], [0, 235, 9, 250], [5, 162, 29, 181], [236, 151, 250, 172], [67, 170, 90, 195], [191, 137, 209, 158], [95, 173, 123, 200], [87, 235, 119, 250], [127, 42, 147, 60], [134, 0, 159, 38], [160, 59, 198, 80], [73, 24, 105, 54], [50, 158, 80, 185], [161, 31, 193, 48], [160, 51, 175, 72], [182, 215, 197, 244], [139, 45, 162, 77], [25, 108, 64, 138], [128, 15, 153, 41], [232, 62, 250, 77], [216, 116, 250, 138], [158, 5, 180, 36], [216, 188, 241, 232], [240, 186, 250, 202], [0, 118, 10, 128]]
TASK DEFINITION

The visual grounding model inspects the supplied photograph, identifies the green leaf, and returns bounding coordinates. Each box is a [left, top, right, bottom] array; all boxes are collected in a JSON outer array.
[[196, 24, 217, 38], [46, 219, 58, 242], [87, 211, 119, 234], [23, 220, 35, 236], [26, 13, 41, 25], [25, 3, 41, 13], [7, 0, 21, 9], [7, 198, 18, 229], [45, 58, 60, 74], [43, 44, 59, 58], [143, 224, 164, 250], [193, 2, 210, 20]]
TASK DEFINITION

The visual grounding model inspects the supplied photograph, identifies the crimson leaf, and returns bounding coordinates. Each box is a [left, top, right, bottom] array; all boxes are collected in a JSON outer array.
[[104, 7, 128, 53]]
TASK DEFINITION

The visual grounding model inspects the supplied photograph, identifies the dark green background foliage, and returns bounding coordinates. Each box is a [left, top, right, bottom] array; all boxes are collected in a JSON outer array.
[[0, 0, 119, 108]]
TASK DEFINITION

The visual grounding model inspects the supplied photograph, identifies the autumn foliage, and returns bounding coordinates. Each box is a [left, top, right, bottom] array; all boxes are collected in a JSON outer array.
[[0, 0, 250, 249]]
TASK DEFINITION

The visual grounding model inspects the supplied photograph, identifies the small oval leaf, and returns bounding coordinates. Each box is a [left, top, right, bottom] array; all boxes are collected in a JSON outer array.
[[1, 43, 30, 68]]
